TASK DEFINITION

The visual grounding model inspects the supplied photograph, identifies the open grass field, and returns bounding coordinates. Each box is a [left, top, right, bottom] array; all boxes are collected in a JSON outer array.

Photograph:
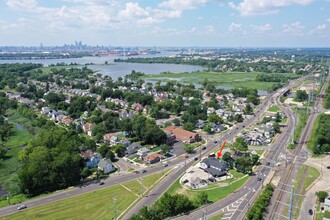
[[38, 65, 81, 74], [1, 172, 165, 220], [141, 71, 297, 90], [294, 108, 308, 144], [293, 165, 320, 219], [268, 105, 280, 112], [308, 114, 321, 150]]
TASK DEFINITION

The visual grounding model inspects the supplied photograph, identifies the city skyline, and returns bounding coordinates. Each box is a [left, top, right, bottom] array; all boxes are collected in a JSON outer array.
[[0, 0, 329, 47]]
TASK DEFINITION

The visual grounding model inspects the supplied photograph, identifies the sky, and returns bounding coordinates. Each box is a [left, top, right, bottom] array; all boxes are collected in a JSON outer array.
[[0, 0, 329, 47]]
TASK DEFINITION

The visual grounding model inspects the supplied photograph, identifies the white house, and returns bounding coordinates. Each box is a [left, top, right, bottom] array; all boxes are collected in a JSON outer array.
[[324, 198, 330, 211], [98, 158, 115, 174]]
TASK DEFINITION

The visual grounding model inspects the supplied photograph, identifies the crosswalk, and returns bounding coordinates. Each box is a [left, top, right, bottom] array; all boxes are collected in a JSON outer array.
[[217, 195, 247, 220]]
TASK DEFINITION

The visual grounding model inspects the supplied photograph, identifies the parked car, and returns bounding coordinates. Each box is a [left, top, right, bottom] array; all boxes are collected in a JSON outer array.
[[327, 166, 330, 169], [202, 146, 207, 150], [142, 170, 147, 173], [99, 182, 105, 186], [308, 209, 313, 215], [214, 141, 217, 143], [17, 205, 27, 210], [183, 179, 189, 184], [266, 162, 270, 166], [194, 157, 198, 161], [208, 178, 216, 182], [257, 177, 262, 181]]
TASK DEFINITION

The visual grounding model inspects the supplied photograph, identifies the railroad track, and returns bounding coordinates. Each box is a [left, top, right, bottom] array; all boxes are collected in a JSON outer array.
[[269, 72, 329, 220]]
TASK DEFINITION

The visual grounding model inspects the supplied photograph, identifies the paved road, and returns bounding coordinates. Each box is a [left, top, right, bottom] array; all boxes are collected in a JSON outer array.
[[267, 70, 329, 220]]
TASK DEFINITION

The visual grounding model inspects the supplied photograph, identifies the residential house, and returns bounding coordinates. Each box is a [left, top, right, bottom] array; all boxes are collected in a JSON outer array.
[[110, 136, 120, 145], [41, 107, 51, 115], [80, 150, 101, 168], [82, 122, 95, 136], [324, 198, 330, 211], [103, 133, 115, 142], [98, 158, 115, 174], [126, 142, 142, 155], [119, 110, 134, 119], [136, 147, 151, 158], [164, 131, 176, 145], [60, 115, 74, 126], [195, 120, 207, 129], [199, 157, 228, 177], [144, 153, 163, 164], [210, 123, 225, 132], [120, 139, 131, 147], [163, 126, 200, 143]]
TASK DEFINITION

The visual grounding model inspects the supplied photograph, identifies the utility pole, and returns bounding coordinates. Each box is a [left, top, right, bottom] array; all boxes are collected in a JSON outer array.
[[113, 194, 117, 220], [288, 186, 295, 220], [307, 93, 310, 114], [291, 108, 296, 145]]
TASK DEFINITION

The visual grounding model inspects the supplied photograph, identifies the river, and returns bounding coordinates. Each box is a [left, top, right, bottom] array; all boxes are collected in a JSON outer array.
[[0, 53, 268, 94], [0, 53, 204, 79]]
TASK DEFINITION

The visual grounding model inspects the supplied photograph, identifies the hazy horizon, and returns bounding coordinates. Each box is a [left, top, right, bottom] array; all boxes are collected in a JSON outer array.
[[1, 0, 329, 47]]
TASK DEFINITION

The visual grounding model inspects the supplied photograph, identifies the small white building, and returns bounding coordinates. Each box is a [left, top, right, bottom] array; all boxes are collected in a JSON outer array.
[[324, 198, 330, 211], [98, 158, 115, 174]]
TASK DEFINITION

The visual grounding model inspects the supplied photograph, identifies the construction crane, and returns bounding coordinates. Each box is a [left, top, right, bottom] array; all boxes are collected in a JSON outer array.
[[216, 141, 227, 158]]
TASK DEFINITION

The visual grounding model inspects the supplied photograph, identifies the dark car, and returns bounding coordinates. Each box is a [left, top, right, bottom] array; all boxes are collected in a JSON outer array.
[[142, 170, 147, 173], [214, 141, 217, 143], [257, 177, 262, 181], [202, 146, 207, 150], [194, 157, 198, 161], [308, 209, 313, 215], [183, 179, 189, 184], [327, 166, 330, 169], [99, 182, 105, 186], [266, 162, 270, 166]]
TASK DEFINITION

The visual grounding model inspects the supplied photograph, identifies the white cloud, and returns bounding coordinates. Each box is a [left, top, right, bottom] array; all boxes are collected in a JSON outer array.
[[310, 24, 327, 33], [282, 21, 304, 35], [251, 24, 272, 33], [228, 23, 242, 32], [159, 0, 208, 10], [327, 18, 330, 22], [229, 0, 314, 16], [117, 2, 149, 20], [6, 0, 38, 11], [204, 25, 215, 34]]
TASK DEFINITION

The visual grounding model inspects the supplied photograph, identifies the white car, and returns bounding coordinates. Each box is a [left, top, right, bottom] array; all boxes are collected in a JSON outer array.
[[17, 205, 27, 210]]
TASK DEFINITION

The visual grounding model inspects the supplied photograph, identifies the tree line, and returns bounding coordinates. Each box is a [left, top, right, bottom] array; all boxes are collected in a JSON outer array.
[[130, 192, 209, 220], [246, 184, 274, 220], [310, 114, 330, 155]]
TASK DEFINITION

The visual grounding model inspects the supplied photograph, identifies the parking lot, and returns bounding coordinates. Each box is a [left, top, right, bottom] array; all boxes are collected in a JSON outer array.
[[180, 164, 232, 189]]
